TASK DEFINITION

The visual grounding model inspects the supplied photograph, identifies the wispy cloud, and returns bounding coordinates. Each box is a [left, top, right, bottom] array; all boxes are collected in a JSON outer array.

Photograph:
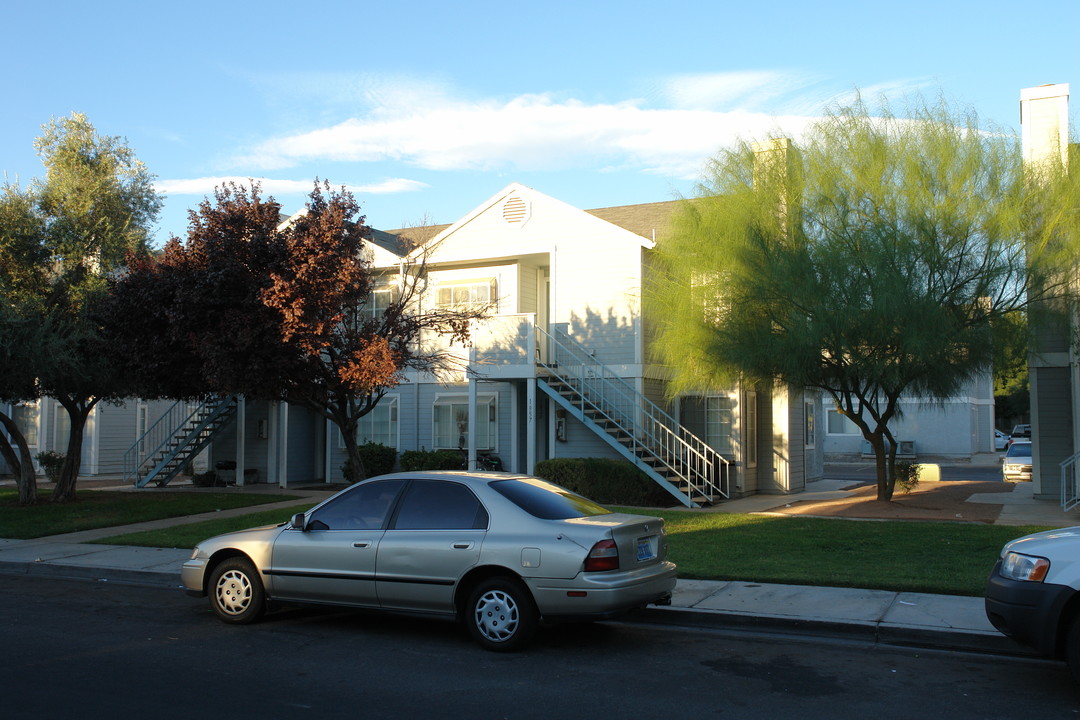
[[156, 176, 428, 197], [223, 72, 933, 180]]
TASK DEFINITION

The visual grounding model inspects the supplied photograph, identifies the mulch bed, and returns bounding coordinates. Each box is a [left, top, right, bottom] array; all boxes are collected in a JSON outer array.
[[761, 480, 1015, 523]]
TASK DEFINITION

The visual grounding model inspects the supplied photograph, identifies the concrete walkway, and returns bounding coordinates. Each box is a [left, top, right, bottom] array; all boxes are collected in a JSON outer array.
[[0, 474, 1075, 658]]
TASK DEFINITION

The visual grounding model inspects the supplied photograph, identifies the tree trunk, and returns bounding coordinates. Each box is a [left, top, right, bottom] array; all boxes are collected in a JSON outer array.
[[51, 400, 94, 504], [336, 414, 366, 483], [0, 411, 38, 505], [867, 432, 896, 502]]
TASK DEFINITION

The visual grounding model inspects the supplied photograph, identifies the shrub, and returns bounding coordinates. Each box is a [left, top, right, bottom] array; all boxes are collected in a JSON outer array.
[[533, 457, 676, 507], [191, 471, 220, 487], [399, 448, 465, 471], [894, 460, 921, 494], [35, 451, 65, 483], [342, 443, 398, 482]]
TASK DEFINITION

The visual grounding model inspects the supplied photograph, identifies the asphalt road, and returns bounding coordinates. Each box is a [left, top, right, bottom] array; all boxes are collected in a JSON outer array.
[[5, 575, 1078, 719]]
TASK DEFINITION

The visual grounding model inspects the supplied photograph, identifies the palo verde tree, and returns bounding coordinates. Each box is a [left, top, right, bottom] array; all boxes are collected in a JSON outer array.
[[0, 113, 160, 503], [652, 97, 1079, 501], [105, 181, 486, 482]]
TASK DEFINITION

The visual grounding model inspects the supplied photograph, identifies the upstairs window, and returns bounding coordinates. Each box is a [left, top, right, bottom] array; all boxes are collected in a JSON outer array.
[[364, 286, 397, 322], [435, 279, 497, 311]]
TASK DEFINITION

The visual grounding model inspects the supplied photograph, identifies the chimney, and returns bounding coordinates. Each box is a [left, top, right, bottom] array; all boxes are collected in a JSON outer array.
[[1021, 83, 1070, 171]]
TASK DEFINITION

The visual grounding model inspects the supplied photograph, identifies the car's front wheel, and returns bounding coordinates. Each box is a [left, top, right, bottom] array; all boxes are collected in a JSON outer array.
[[208, 557, 265, 624], [465, 577, 538, 652]]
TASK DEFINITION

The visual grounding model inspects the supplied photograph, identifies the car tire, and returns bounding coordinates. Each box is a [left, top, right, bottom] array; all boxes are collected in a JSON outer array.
[[465, 577, 538, 652], [208, 557, 266, 625], [1065, 614, 1080, 684]]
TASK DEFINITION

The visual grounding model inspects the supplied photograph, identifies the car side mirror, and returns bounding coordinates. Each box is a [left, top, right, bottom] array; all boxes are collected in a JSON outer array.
[[290, 513, 307, 530]]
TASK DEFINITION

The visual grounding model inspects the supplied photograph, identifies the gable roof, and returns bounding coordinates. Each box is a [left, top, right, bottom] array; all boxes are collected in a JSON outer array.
[[369, 186, 683, 260], [585, 200, 681, 241]]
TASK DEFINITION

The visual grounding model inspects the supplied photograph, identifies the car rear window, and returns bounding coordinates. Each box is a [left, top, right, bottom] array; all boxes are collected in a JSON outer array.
[[1006, 442, 1031, 458], [490, 478, 611, 520]]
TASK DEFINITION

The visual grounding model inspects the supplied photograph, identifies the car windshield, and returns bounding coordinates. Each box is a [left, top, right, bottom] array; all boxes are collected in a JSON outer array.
[[490, 478, 611, 520], [1006, 443, 1031, 458]]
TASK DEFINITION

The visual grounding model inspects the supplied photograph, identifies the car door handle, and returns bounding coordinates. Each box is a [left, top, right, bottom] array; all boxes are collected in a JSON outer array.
[[353, 541, 372, 548], [452, 542, 474, 550]]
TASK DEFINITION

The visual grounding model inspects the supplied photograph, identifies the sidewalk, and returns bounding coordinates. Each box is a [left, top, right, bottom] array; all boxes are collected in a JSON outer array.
[[0, 475, 1072, 658]]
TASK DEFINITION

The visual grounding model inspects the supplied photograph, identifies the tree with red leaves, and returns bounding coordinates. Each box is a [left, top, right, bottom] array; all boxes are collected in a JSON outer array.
[[106, 181, 485, 481]]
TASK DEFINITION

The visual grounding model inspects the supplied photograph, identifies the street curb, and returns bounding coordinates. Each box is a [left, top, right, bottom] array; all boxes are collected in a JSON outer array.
[[630, 605, 1038, 658], [0, 561, 182, 589]]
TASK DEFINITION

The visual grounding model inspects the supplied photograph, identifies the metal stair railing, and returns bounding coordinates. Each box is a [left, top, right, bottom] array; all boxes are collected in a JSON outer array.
[[1062, 451, 1080, 512], [535, 325, 728, 506], [124, 397, 238, 487]]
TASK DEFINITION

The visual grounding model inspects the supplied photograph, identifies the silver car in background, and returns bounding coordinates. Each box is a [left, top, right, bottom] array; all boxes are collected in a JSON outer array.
[[1002, 440, 1033, 482], [182, 471, 677, 651]]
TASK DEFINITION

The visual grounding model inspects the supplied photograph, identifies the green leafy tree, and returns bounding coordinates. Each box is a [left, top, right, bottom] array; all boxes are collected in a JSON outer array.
[[992, 311, 1030, 427], [0, 113, 161, 503], [0, 184, 50, 504], [652, 97, 1078, 501]]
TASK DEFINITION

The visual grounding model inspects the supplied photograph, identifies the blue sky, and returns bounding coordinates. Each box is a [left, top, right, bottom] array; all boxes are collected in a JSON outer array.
[[4, 0, 1077, 245]]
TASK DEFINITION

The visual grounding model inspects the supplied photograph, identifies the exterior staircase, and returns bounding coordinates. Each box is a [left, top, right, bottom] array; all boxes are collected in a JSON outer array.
[[124, 397, 239, 487], [535, 326, 729, 508]]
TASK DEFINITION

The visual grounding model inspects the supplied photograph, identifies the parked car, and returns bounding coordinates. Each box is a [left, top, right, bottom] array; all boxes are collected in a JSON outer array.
[[994, 429, 1009, 451], [181, 471, 677, 651], [1006, 424, 1032, 449], [1002, 440, 1033, 482], [986, 527, 1080, 683]]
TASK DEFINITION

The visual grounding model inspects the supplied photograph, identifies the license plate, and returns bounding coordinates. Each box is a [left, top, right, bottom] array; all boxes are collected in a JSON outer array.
[[636, 536, 657, 561]]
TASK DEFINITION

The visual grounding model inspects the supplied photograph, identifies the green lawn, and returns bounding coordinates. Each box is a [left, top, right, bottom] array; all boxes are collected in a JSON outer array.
[[0, 488, 301, 539], [2, 488, 1049, 597], [625, 508, 1050, 597], [98, 502, 318, 548]]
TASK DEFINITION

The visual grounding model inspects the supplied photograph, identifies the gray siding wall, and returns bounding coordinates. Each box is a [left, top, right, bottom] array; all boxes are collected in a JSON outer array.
[[89, 402, 137, 475], [1034, 365, 1073, 500], [210, 401, 273, 484]]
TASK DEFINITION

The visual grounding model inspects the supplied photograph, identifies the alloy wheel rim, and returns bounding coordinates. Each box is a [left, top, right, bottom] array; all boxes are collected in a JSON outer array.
[[473, 589, 520, 642], [215, 569, 252, 615]]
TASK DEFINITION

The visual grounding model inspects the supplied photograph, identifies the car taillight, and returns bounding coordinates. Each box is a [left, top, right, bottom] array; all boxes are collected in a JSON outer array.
[[584, 539, 619, 572]]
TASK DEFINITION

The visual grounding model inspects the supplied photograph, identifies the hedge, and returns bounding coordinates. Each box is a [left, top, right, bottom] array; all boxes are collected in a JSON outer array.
[[399, 448, 466, 471], [342, 442, 399, 482], [532, 457, 676, 507]]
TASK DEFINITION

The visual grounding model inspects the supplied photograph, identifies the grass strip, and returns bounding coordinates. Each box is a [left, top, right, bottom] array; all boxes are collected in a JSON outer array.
[[0, 488, 301, 539], [95, 503, 319, 548]]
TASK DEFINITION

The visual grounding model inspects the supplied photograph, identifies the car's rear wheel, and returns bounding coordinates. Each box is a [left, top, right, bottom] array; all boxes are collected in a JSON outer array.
[[465, 577, 538, 652], [208, 557, 265, 624]]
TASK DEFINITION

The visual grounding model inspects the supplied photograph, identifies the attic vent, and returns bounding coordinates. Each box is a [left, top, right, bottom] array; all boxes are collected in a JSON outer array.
[[502, 196, 529, 225]]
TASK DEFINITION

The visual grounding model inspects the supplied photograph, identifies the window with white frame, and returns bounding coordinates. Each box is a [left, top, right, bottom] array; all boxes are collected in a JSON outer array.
[[680, 395, 734, 455], [804, 401, 816, 448], [339, 396, 399, 448], [54, 403, 70, 451], [745, 391, 757, 468], [12, 402, 39, 449], [827, 408, 860, 435], [435, 279, 497, 311], [433, 395, 496, 451], [137, 403, 149, 456], [365, 286, 396, 322]]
